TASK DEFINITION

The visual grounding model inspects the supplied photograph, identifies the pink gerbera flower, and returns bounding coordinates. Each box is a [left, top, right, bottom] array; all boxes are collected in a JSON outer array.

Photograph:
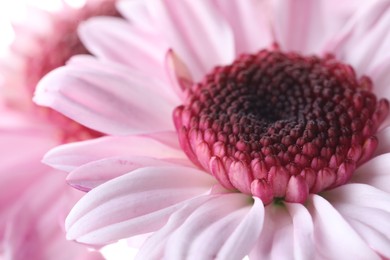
[[0, 0, 120, 259], [36, 0, 390, 259]]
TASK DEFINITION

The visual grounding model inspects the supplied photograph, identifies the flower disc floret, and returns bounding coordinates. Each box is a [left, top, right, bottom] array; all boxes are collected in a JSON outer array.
[[174, 49, 389, 204]]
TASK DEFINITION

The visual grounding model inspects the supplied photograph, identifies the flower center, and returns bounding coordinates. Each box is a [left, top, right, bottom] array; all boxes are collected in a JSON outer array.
[[173, 49, 389, 204]]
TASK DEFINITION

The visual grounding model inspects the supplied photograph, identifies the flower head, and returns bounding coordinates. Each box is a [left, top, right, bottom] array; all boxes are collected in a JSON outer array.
[[0, 0, 120, 259], [36, 0, 390, 259]]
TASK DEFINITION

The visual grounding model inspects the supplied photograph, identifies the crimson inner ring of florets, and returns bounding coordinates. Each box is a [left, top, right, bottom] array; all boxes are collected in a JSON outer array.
[[173, 49, 389, 205]]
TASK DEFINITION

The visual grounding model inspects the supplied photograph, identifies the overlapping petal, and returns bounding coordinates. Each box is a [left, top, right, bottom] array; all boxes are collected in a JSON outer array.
[[285, 203, 314, 259], [213, 0, 272, 54], [0, 111, 102, 260], [271, 0, 357, 54], [66, 156, 193, 191], [375, 126, 390, 155], [213, 197, 263, 260], [324, 184, 390, 215], [43, 133, 186, 172], [327, 0, 390, 78], [369, 58, 390, 104], [34, 56, 176, 135], [271, 0, 323, 53], [332, 204, 390, 258], [135, 196, 211, 260], [0, 129, 56, 225], [166, 195, 262, 260], [144, 0, 235, 81], [79, 17, 170, 82], [0, 0, 122, 259], [65, 166, 217, 245], [116, 0, 154, 31], [352, 154, 390, 193], [324, 184, 390, 258], [249, 203, 313, 260], [138, 194, 263, 260], [309, 194, 380, 259], [1, 170, 101, 260], [249, 206, 292, 259]]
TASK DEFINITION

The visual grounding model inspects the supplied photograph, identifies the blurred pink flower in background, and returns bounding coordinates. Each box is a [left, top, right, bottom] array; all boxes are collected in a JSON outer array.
[[35, 0, 390, 259], [0, 0, 119, 259]]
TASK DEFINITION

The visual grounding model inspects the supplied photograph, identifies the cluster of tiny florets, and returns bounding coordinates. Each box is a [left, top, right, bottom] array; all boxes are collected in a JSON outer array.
[[174, 49, 389, 204]]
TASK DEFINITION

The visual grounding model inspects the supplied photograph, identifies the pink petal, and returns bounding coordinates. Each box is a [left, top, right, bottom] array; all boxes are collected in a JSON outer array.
[[145, 0, 235, 81], [78, 17, 169, 82], [285, 203, 314, 259], [0, 131, 57, 216], [249, 205, 294, 259], [67, 156, 193, 191], [136, 196, 213, 260], [352, 154, 390, 193], [369, 57, 390, 104], [116, 0, 154, 31], [65, 56, 178, 105], [375, 126, 390, 155], [165, 50, 193, 101], [216, 197, 264, 259], [65, 166, 216, 245], [325, 183, 390, 258], [2, 172, 102, 260], [43, 134, 186, 172], [34, 57, 175, 135], [309, 194, 378, 259], [324, 183, 390, 213], [143, 131, 182, 149], [331, 203, 390, 258], [0, 110, 102, 259], [213, 0, 272, 54], [326, 0, 390, 76], [271, 0, 339, 54], [163, 194, 262, 260]]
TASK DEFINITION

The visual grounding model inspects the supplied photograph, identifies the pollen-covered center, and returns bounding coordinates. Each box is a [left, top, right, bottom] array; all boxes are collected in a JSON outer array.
[[173, 49, 389, 204]]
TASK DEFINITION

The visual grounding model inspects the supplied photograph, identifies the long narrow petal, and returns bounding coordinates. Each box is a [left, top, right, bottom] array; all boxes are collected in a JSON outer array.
[[66, 156, 193, 191], [136, 196, 213, 260], [249, 205, 294, 259], [271, 0, 344, 54], [352, 154, 390, 193], [309, 194, 379, 259], [216, 197, 264, 260], [34, 57, 175, 135], [324, 183, 390, 213], [43, 134, 186, 172], [79, 17, 169, 82], [285, 203, 314, 260], [213, 0, 272, 54], [369, 57, 390, 102], [251, 203, 314, 260], [331, 203, 390, 258], [164, 50, 194, 101], [325, 184, 390, 258], [65, 166, 216, 245], [326, 0, 390, 77], [163, 194, 262, 260], [375, 126, 390, 155], [116, 0, 154, 31], [145, 0, 235, 81]]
